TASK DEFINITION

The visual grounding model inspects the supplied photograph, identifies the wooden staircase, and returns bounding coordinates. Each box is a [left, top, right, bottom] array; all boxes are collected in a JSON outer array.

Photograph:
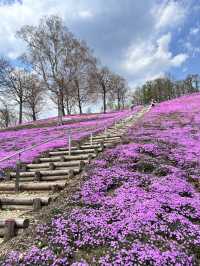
[[0, 107, 149, 243]]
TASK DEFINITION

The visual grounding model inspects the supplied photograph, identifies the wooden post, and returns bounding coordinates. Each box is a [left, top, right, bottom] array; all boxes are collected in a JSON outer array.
[[52, 185, 60, 193], [94, 148, 99, 156], [68, 129, 71, 156], [21, 164, 27, 172], [104, 127, 107, 138], [60, 156, 66, 162], [33, 198, 42, 211], [15, 158, 21, 193], [90, 133, 93, 146], [100, 140, 104, 151], [4, 219, 16, 241], [77, 141, 81, 149], [68, 169, 74, 178], [79, 161, 85, 171], [34, 171, 41, 181], [88, 154, 93, 163], [49, 163, 55, 170], [34, 158, 41, 164], [5, 173, 11, 181]]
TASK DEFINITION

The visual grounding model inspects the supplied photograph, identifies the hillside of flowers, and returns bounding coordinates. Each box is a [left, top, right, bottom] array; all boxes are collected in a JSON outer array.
[[0, 109, 138, 174], [1, 93, 200, 265], [2, 112, 122, 132]]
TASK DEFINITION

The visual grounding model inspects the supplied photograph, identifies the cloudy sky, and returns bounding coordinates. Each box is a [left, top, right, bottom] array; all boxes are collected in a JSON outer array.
[[0, 0, 199, 88]]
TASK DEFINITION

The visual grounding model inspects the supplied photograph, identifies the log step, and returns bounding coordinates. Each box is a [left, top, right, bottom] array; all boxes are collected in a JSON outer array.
[[0, 197, 51, 206], [0, 181, 66, 192], [93, 136, 120, 140], [27, 160, 86, 169], [11, 175, 70, 182], [85, 139, 119, 145], [0, 218, 30, 241], [0, 197, 52, 211], [8, 168, 78, 178], [0, 219, 29, 228], [92, 136, 121, 140], [107, 128, 126, 132], [58, 143, 113, 152], [0, 205, 33, 211], [57, 144, 102, 151], [49, 149, 98, 156], [106, 129, 123, 134], [39, 154, 94, 163], [0, 228, 25, 242]]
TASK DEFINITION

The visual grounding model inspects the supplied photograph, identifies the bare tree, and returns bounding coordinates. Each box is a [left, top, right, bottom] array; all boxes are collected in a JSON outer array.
[[63, 82, 77, 114], [0, 58, 30, 124], [17, 15, 80, 124], [184, 75, 200, 93], [24, 74, 45, 121], [192, 74, 200, 91], [8, 69, 30, 124], [90, 66, 113, 113], [17, 15, 130, 117], [0, 98, 17, 128], [50, 82, 76, 115], [109, 74, 128, 110], [71, 40, 97, 114], [0, 58, 12, 92]]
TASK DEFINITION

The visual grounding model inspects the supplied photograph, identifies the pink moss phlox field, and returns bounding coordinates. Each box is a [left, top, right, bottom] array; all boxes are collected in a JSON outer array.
[[0, 108, 139, 175], [2, 93, 200, 265], [4, 110, 130, 130]]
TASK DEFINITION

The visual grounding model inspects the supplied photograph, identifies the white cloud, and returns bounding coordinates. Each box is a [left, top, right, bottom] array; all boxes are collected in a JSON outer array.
[[120, 1, 189, 86], [153, 1, 187, 30], [0, 0, 190, 90], [78, 10, 94, 19], [184, 40, 200, 57], [122, 33, 188, 86], [171, 54, 188, 66], [0, 0, 95, 58], [190, 27, 200, 35]]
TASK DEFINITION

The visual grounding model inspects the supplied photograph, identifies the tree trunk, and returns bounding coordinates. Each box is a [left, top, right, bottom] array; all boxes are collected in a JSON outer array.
[[77, 88, 82, 115], [60, 91, 65, 116], [57, 92, 63, 125], [65, 96, 71, 115], [102, 85, 106, 113], [32, 107, 36, 121], [62, 104, 65, 116], [118, 99, 120, 110], [117, 90, 120, 110], [75, 79, 82, 115], [78, 98, 82, 114], [19, 99, 23, 124]]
